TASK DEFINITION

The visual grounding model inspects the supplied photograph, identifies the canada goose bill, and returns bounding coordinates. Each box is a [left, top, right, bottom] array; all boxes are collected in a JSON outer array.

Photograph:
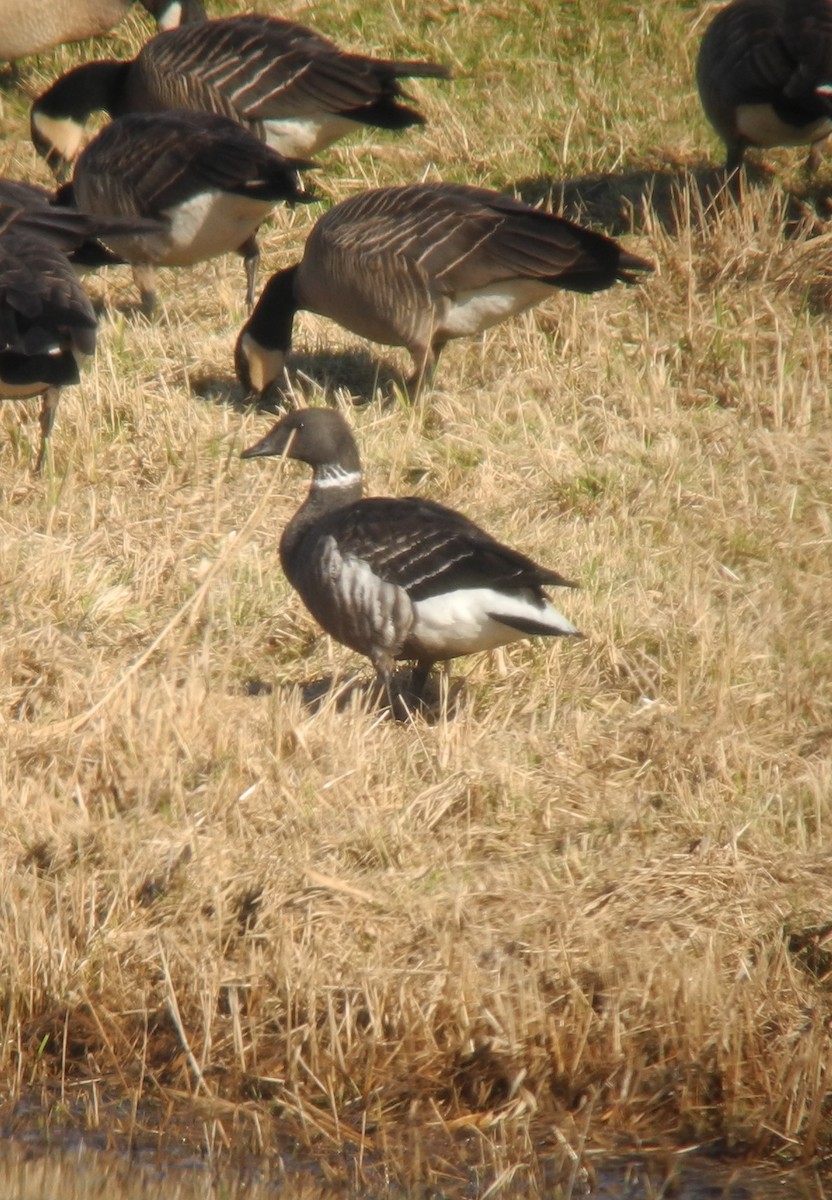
[[0, 231, 97, 471], [241, 408, 581, 719], [65, 109, 314, 314], [696, 0, 832, 177], [235, 182, 653, 405], [30, 12, 450, 176], [1, 0, 203, 68]]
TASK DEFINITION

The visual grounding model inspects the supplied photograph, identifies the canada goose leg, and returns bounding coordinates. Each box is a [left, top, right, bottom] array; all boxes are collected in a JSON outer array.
[[724, 142, 745, 203], [239, 233, 260, 312], [34, 387, 60, 473], [405, 341, 444, 403], [133, 265, 157, 317], [409, 661, 433, 703]]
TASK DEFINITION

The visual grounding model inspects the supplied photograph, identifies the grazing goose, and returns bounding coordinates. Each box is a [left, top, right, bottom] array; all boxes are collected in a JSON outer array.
[[30, 13, 451, 174], [64, 109, 312, 313], [0, 0, 202, 69], [235, 182, 654, 403], [697, 0, 832, 175], [0, 231, 97, 470], [241, 408, 581, 714], [0, 176, 165, 265]]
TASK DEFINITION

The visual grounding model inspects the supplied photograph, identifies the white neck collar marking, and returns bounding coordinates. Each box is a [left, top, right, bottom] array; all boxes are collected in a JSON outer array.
[[312, 466, 362, 490]]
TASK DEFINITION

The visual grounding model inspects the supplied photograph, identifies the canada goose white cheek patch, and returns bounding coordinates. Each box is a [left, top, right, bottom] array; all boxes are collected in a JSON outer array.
[[156, 1, 182, 30], [33, 114, 85, 166], [161, 191, 275, 264], [442, 280, 554, 338], [736, 103, 832, 148]]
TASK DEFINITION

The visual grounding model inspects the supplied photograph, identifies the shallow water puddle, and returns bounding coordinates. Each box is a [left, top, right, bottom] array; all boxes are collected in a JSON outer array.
[[0, 1139, 824, 1200]]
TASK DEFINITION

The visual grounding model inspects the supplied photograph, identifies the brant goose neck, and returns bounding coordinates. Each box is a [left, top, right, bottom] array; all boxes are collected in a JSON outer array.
[[241, 408, 581, 719], [32, 61, 131, 180], [235, 182, 653, 403]]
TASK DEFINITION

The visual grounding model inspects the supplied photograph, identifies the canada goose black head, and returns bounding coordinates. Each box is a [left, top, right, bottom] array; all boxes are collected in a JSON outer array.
[[241, 407, 361, 475], [142, 0, 205, 31], [32, 61, 130, 180]]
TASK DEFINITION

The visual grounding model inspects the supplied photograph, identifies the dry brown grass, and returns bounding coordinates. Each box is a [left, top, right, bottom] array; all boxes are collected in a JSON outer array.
[[1, 0, 831, 1189]]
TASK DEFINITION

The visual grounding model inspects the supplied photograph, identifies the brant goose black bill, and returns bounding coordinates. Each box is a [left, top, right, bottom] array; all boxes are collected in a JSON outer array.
[[0, 231, 97, 471], [62, 109, 313, 313], [697, 0, 832, 175], [30, 12, 450, 174], [241, 408, 581, 715], [1, 0, 202, 69], [234, 182, 653, 404]]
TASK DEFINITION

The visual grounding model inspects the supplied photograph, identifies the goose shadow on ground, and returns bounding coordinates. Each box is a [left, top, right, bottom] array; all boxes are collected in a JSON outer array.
[[241, 669, 465, 723], [511, 159, 826, 237], [190, 348, 406, 414]]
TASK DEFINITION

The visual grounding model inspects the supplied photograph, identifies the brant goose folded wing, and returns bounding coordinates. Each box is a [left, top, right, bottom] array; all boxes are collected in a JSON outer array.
[[1, 0, 202, 68], [697, 0, 832, 174], [0, 230, 97, 470], [64, 109, 313, 313], [30, 12, 450, 172], [241, 408, 581, 712], [235, 182, 654, 402]]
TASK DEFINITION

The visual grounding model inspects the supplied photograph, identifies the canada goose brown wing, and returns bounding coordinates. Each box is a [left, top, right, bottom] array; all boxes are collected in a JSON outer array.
[[0, 232, 96, 363], [131, 15, 447, 123], [73, 110, 309, 223], [305, 497, 574, 602], [315, 184, 651, 297], [0, 176, 166, 255]]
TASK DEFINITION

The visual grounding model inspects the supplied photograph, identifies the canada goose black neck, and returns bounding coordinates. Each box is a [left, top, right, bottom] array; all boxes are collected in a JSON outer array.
[[246, 267, 299, 353]]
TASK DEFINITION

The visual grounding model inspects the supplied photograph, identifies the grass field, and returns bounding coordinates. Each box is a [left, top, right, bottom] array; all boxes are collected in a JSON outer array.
[[1, 0, 831, 1190]]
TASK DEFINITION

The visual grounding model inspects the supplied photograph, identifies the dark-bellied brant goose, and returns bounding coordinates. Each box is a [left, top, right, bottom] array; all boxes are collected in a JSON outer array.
[[697, 0, 832, 175], [0, 231, 97, 470], [234, 181, 654, 403], [241, 408, 581, 715], [1, 0, 202, 69], [61, 109, 312, 313], [30, 13, 450, 174]]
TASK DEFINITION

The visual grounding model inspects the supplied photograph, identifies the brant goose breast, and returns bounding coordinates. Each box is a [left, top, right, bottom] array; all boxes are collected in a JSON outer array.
[[63, 109, 312, 313], [241, 408, 581, 712], [1, 0, 202, 68], [0, 231, 97, 470], [30, 13, 450, 174], [235, 182, 654, 403], [697, 0, 832, 175]]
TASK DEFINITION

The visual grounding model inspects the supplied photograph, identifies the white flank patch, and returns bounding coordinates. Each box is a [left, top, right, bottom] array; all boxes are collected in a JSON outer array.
[[0, 378, 50, 399], [159, 191, 275, 265], [411, 587, 578, 658], [262, 115, 358, 159], [441, 279, 554, 338], [736, 103, 832, 149]]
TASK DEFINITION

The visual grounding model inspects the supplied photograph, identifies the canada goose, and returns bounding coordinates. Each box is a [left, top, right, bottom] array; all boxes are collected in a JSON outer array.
[[30, 13, 450, 175], [0, 0, 203, 69], [0, 175, 165, 264], [697, 0, 832, 175], [64, 109, 312, 313], [234, 182, 654, 403], [241, 408, 581, 715], [0, 231, 97, 470]]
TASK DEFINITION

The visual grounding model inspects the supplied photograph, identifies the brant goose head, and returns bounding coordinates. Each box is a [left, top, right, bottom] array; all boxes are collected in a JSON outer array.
[[697, 0, 832, 176], [1, 0, 202, 69], [234, 182, 653, 405], [0, 230, 97, 471], [62, 109, 313, 314], [241, 408, 581, 716], [30, 13, 450, 174]]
